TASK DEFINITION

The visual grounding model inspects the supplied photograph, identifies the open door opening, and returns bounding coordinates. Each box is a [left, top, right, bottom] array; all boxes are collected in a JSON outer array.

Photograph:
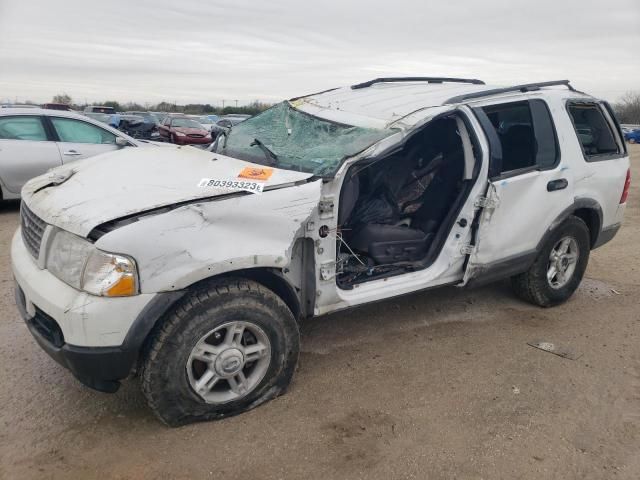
[[336, 113, 479, 288]]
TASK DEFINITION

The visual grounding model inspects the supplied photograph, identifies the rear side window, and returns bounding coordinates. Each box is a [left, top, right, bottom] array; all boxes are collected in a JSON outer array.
[[0, 116, 47, 141], [51, 118, 117, 144], [567, 103, 620, 159], [480, 99, 558, 174]]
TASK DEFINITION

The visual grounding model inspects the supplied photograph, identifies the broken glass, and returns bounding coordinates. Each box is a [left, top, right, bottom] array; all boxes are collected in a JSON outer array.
[[216, 101, 396, 176]]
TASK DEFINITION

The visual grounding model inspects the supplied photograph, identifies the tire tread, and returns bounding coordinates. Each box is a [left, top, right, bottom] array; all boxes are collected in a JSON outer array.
[[140, 277, 297, 426]]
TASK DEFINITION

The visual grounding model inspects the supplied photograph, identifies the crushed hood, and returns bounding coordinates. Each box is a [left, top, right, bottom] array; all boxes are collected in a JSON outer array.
[[22, 145, 314, 237]]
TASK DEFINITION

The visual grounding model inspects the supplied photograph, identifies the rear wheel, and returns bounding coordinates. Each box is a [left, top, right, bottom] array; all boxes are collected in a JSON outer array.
[[141, 278, 299, 426], [630, 138, 636, 144], [511, 215, 590, 307]]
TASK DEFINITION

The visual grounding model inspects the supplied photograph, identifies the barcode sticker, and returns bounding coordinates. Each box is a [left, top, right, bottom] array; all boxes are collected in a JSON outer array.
[[197, 178, 264, 194]]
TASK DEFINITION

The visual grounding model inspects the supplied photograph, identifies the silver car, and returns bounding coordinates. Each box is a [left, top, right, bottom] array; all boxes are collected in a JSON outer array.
[[0, 108, 137, 200]]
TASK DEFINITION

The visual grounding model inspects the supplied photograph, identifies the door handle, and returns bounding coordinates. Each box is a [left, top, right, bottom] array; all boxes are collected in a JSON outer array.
[[547, 178, 568, 192], [63, 150, 83, 156]]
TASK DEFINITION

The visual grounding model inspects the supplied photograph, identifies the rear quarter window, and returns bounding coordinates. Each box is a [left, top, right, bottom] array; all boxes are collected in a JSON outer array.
[[567, 102, 623, 161]]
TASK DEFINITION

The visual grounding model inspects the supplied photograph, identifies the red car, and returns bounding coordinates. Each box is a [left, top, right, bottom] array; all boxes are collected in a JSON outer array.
[[158, 116, 212, 145]]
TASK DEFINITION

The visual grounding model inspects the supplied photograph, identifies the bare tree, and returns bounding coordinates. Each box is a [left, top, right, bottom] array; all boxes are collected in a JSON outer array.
[[52, 93, 72, 105], [613, 91, 640, 124]]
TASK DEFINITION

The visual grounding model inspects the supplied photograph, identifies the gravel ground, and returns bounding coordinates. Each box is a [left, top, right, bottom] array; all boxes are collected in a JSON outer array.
[[0, 146, 638, 480]]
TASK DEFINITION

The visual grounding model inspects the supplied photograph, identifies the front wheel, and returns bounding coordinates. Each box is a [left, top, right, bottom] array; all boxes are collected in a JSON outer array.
[[511, 215, 590, 307], [141, 278, 299, 426]]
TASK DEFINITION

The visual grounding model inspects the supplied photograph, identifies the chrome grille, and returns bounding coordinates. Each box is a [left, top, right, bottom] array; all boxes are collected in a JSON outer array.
[[20, 203, 47, 259]]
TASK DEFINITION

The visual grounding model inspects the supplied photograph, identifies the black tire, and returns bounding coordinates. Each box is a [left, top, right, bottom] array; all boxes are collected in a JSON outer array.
[[141, 278, 299, 427], [511, 215, 590, 307]]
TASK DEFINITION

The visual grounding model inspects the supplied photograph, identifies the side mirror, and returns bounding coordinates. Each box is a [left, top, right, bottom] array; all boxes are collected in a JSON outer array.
[[115, 137, 129, 147]]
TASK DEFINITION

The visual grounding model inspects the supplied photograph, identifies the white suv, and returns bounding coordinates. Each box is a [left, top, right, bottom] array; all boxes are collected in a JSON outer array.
[[12, 78, 630, 426]]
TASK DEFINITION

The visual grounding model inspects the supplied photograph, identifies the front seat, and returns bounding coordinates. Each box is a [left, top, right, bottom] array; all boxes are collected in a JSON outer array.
[[347, 120, 462, 264], [340, 171, 430, 264]]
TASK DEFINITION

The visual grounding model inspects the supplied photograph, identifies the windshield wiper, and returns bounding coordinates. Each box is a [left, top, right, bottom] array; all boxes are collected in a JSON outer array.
[[250, 138, 278, 165]]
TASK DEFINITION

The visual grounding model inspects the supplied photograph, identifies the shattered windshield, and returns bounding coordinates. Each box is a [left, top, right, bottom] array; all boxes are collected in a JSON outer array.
[[215, 101, 396, 176]]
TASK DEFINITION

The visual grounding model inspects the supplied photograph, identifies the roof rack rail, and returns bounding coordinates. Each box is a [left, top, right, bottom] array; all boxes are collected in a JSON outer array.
[[444, 79, 578, 104], [351, 77, 485, 90]]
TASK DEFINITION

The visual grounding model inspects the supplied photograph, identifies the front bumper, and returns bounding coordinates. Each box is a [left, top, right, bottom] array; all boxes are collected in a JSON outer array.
[[11, 229, 159, 392], [15, 284, 135, 392]]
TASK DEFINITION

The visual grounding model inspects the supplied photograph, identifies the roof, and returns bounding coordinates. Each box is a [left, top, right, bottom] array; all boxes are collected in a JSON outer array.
[[0, 107, 87, 118], [0, 108, 139, 144], [293, 79, 593, 129]]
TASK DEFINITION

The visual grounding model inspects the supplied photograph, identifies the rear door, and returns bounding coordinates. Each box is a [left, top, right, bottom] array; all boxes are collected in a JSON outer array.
[[463, 98, 571, 283], [48, 117, 121, 162], [0, 115, 62, 194]]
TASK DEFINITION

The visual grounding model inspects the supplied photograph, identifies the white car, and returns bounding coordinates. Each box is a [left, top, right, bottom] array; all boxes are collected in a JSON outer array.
[[0, 108, 138, 200], [12, 77, 630, 426]]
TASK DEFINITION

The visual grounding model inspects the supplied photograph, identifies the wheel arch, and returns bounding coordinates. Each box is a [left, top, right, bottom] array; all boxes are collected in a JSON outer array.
[[218, 268, 302, 320], [572, 206, 601, 248], [124, 265, 308, 371], [538, 198, 602, 251]]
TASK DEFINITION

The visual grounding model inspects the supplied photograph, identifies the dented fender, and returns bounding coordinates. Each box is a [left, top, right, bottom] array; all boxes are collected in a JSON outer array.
[[94, 180, 322, 293]]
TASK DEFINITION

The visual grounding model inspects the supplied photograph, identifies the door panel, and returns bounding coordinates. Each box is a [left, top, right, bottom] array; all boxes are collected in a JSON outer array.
[[56, 142, 119, 163], [0, 115, 62, 194], [0, 139, 62, 193], [472, 167, 573, 265], [49, 117, 121, 162]]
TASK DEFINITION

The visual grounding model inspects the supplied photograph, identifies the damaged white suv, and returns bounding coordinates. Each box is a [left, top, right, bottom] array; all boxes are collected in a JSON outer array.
[[13, 77, 631, 426]]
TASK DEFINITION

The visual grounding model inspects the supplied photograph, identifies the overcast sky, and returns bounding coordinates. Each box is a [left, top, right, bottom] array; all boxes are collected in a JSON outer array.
[[1, 0, 638, 106]]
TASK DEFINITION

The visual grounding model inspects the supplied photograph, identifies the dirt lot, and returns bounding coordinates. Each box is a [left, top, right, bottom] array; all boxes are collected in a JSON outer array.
[[0, 146, 638, 480]]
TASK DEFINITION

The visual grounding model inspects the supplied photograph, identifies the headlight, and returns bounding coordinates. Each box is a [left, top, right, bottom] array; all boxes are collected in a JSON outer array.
[[46, 230, 93, 290], [175, 131, 186, 137], [83, 250, 138, 296], [46, 229, 138, 297]]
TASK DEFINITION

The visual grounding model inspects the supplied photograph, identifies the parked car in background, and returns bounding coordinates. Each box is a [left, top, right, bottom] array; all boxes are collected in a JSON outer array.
[[158, 116, 212, 145], [84, 112, 120, 128], [624, 128, 640, 144], [0, 108, 137, 200], [1, 104, 39, 109], [84, 105, 116, 114], [210, 115, 249, 138], [151, 112, 168, 124], [195, 115, 217, 133], [41, 103, 73, 111], [126, 111, 161, 125], [118, 113, 159, 139]]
